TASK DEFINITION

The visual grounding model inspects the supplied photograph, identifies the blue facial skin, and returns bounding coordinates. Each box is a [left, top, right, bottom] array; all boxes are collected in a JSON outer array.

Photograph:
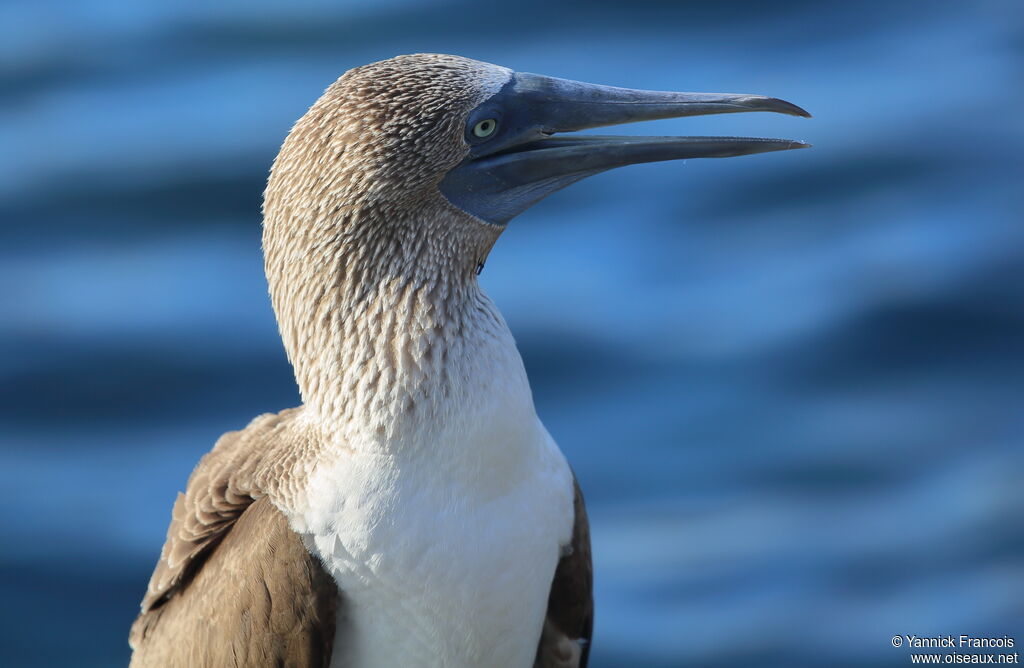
[[439, 72, 810, 226]]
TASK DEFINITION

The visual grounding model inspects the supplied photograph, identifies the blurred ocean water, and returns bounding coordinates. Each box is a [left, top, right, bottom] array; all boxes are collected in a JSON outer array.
[[1, 1, 1022, 666]]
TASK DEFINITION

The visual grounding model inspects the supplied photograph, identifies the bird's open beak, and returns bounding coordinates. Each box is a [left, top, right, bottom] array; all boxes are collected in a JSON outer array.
[[440, 72, 810, 225]]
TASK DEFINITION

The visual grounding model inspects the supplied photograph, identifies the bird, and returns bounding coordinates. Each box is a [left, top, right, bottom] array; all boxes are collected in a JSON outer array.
[[128, 53, 809, 668]]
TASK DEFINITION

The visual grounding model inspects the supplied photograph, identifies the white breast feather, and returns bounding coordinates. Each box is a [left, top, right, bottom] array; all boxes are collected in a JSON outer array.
[[289, 314, 575, 668]]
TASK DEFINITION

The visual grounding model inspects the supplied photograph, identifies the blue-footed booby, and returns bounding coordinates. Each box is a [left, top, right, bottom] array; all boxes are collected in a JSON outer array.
[[129, 54, 809, 668]]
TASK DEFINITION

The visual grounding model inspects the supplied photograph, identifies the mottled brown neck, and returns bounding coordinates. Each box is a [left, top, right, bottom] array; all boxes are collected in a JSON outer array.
[[260, 56, 510, 433], [263, 184, 501, 432]]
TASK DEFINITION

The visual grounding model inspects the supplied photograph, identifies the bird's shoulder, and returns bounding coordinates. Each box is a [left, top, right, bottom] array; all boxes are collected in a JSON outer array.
[[129, 406, 337, 666], [134, 407, 310, 614]]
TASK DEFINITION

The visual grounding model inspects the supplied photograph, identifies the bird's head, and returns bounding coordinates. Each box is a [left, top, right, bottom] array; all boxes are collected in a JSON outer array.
[[265, 53, 809, 234]]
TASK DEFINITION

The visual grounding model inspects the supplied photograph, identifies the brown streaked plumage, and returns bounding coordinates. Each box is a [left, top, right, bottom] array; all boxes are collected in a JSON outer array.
[[129, 495, 339, 667], [128, 409, 339, 667], [130, 52, 808, 667]]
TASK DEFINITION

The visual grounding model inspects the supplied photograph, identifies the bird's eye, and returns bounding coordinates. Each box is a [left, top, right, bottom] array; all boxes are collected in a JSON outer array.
[[472, 119, 498, 138]]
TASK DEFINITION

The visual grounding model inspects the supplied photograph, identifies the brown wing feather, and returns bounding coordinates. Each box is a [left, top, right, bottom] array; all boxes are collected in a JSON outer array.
[[130, 497, 338, 667], [129, 410, 339, 667], [535, 475, 594, 668]]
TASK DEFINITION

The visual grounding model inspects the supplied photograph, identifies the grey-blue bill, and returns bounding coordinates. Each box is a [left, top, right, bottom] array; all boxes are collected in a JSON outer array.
[[440, 72, 811, 225]]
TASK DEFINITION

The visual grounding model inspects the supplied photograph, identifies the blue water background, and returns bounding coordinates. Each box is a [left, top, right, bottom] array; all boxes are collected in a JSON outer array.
[[2, 1, 1022, 665]]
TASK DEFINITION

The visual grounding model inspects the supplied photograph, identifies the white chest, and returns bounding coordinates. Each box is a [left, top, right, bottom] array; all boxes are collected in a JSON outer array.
[[282, 293, 576, 666], [297, 418, 573, 668]]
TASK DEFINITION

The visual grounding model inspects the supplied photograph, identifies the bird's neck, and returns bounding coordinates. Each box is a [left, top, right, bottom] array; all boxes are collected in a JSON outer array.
[[262, 197, 516, 446]]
